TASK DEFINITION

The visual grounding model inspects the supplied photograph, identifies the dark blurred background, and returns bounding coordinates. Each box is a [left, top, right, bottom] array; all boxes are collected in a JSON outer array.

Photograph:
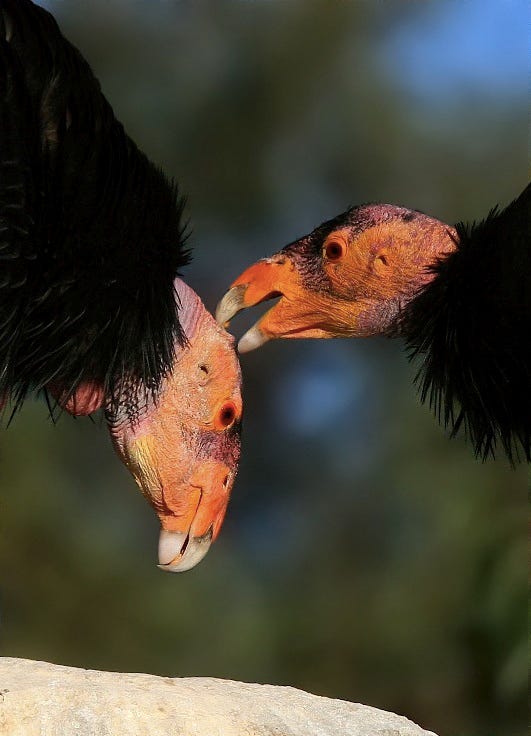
[[0, 2, 528, 735]]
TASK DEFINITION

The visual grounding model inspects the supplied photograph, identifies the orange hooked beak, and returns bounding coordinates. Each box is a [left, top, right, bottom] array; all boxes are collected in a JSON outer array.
[[216, 252, 342, 353]]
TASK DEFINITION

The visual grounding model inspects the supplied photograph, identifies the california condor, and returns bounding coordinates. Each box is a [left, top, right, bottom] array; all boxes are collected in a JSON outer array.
[[217, 184, 530, 463], [0, 0, 242, 571]]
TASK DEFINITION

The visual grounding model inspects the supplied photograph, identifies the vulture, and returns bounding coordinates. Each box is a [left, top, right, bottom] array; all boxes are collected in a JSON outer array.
[[0, 0, 242, 572], [217, 183, 530, 463]]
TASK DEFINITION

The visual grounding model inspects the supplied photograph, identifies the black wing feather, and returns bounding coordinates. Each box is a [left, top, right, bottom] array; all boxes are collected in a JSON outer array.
[[0, 5, 40, 395], [0, 0, 189, 415]]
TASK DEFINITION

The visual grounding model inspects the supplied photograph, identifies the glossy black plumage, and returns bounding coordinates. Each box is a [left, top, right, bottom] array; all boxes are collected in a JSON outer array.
[[401, 183, 531, 463], [0, 0, 188, 416]]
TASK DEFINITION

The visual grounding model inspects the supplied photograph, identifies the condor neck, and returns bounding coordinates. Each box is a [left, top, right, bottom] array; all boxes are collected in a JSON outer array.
[[398, 185, 530, 461]]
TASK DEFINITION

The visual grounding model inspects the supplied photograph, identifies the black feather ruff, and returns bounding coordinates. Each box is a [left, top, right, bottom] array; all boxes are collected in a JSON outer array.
[[401, 184, 531, 463], [0, 0, 190, 419]]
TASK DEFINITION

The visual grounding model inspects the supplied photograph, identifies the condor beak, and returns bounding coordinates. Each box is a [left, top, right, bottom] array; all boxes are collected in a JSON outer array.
[[156, 461, 233, 573], [216, 253, 332, 353], [216, 254, 289, 326], [158, 526, 213, 573]]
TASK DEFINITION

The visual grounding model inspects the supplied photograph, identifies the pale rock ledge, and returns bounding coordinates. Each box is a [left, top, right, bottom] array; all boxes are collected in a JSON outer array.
[[0, 657, 438, 736]]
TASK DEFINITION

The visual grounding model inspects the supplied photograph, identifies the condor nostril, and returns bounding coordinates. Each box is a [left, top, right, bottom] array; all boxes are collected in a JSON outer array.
[[223, 472, 230, 488], [215, 400, 237, 430]]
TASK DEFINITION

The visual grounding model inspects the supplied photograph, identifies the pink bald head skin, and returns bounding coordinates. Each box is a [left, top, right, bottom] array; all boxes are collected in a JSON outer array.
[[175, 277, 205, 342]]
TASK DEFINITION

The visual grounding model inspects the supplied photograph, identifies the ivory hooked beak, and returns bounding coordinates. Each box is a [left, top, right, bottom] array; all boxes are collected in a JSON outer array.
[[216, 284, 278, 353], [215, 284, 249, 328], [158, 527, 214, 573]]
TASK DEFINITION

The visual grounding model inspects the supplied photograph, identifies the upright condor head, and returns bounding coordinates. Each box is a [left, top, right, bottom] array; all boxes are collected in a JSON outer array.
[[216, 205, 457, 349], [50, 280, 242, 572]]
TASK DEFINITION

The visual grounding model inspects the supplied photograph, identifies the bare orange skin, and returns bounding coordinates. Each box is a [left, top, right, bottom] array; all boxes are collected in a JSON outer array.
[[216, 205, 457, 349], [107, 279, 242, 565], [110, 308, 242, 542], [48, 279, 242, 571]]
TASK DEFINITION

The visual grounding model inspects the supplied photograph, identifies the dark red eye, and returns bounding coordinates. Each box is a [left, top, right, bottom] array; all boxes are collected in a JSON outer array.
[[324, 240, 345, 261], [215, 401, 237, 430]]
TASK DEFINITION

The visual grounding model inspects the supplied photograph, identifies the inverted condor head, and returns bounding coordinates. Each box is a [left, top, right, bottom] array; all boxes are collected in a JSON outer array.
[[50, 279, 242, 573]]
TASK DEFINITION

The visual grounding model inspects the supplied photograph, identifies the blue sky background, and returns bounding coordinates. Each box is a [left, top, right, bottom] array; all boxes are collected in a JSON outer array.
[[381, 0, 528, 107]]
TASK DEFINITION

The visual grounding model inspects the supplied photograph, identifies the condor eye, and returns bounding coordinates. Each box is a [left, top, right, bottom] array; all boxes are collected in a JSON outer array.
[[324, 240, 345, 261], [214, 401, 237, 430]]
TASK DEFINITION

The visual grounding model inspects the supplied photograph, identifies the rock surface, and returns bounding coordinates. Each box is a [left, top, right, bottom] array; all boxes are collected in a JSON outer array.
[[0, 657, 438, 736]]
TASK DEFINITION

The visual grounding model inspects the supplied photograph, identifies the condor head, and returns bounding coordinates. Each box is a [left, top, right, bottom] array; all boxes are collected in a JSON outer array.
[[50, 279, 242, 573], [216, 205, 456, 349]]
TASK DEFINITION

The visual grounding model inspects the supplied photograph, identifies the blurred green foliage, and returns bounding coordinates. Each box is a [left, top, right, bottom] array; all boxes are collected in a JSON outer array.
[[0, 2, 528, 736]]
